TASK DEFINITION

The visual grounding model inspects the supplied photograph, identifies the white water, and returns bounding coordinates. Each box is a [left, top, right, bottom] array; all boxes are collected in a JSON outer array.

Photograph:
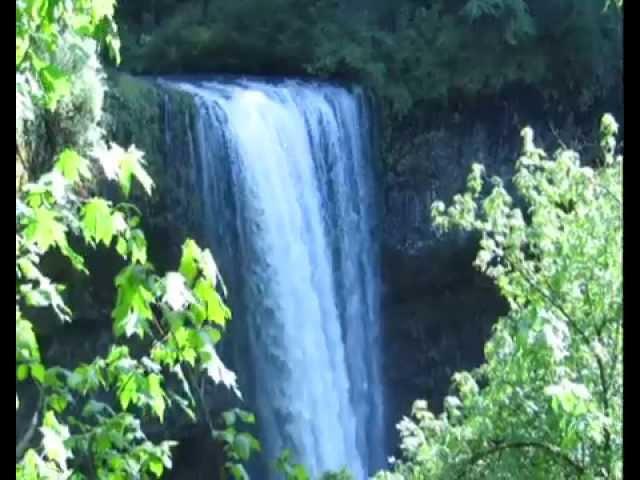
[[163, 78, 385, 478]]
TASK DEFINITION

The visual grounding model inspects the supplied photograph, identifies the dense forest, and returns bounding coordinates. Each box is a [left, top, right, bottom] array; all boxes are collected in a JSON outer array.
[[17, 1, 622, 479]]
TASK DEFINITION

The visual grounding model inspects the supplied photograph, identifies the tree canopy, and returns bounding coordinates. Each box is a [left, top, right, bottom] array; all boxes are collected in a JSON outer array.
[[115, 0, 622, 118]]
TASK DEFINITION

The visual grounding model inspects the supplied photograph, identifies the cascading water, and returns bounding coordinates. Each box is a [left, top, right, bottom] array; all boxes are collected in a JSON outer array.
[[161, 77, 386, 479]]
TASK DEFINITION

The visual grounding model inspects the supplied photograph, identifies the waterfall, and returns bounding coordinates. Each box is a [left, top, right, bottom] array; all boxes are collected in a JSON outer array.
[[161, 77, 386, 479]]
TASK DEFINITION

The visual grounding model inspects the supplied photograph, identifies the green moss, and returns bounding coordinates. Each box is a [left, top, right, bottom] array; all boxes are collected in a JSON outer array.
[[103, 72, 204, 270], [104, 73, 165, 167], [103, 72, 196, 191]]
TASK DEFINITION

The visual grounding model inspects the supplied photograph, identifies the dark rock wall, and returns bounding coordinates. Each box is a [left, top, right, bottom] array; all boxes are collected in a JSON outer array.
[[379, 91, 622, 444]]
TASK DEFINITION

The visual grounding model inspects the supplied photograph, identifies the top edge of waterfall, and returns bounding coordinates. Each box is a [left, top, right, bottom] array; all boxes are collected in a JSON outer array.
[[142, 73, 372, 96]]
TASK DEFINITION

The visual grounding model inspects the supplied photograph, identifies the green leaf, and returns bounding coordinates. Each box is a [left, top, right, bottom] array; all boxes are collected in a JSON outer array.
[[24, 207, 66, 252], [116, 236, 128, 258], [16, 36, 29, 65], [182, 348, 196, 366], [194, 279, 228, 327], [49, 394, 69, 413], [147, 373, 166, 421], [17, 257, 39, 279], [17, 364, 30, 381], [92, 0, 116, 21], [292, 464, 310, 480], [55, 149, 90, 184], [120, 146, 153, 197], [149, 458, 164, 478], [200, 249, 219, 287], [31, 363, 45, 383], [112, 266, 154, 338], [545, 380, 591, 415], [70, 13, 93, 34], [16, 316, 40, 362], [82, 400, 111, 418], [233, 433, 253, 461], [130, 229, 147, 264], [205, 326, 222, 345], [223, 410, 236, 426], [69, 364, 103, 395], [106, 31, 121, 64], [40, 64, 72, 109], [60, 243, 88, 273], [179, 240, 201, 284], [26, 0, 45, 20], [119, 376, 137, 410], [237, 410, 256, 425], [229, 463, 250, 480], [82, 198, 114, 246]]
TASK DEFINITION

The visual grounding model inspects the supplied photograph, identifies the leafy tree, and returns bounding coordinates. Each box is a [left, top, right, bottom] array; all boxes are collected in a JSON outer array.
[[115, 0, 622, 119], [16, 1, 258, 478], [375, 114, 622, 479]]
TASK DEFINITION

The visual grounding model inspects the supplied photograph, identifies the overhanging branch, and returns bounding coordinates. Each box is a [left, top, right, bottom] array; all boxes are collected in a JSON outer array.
[[456, 440, 585, 479]]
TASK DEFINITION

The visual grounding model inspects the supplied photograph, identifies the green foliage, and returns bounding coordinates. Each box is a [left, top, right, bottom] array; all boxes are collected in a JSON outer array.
[[16, 0, 118, 111], [16, 1, 258, 478], [116, 0, 622, 118], [376, 115, 622, 479], [319, 468, 354, 480], [17, 8, 112, 186], [276, 450, 312, 480], [216, 408, 261, 480], [274, 450, 354, 480]]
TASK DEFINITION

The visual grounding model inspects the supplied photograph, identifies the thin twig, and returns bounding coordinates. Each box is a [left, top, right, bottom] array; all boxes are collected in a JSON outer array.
[[185, 366, 216, 439], [514, 264, 590, 345]]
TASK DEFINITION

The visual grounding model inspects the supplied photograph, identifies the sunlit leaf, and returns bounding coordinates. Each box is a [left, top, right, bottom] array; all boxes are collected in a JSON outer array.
[[55, 149, 90, 184], [179, 239, 201, 284], [163, 272, 193, 311], [82, 198, 114, 246], [24, 207, 66, 252]]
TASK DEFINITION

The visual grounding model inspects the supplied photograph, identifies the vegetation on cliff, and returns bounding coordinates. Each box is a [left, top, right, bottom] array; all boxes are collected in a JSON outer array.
[[375, 115, 622, 479], [115, 0, 622, 118]]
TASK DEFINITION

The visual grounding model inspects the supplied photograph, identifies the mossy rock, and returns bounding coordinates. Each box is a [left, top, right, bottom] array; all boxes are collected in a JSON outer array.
[[103, 72, 205, 269]]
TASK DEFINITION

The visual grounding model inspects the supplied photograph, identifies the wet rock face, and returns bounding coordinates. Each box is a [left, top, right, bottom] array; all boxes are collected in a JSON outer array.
[[381, 115, 517, 425], [378, 98, 607, 431], [381, 235, 507, 433]]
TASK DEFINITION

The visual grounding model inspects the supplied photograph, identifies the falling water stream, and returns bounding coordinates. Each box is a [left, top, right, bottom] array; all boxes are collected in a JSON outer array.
[[161, 78, 386, 479]]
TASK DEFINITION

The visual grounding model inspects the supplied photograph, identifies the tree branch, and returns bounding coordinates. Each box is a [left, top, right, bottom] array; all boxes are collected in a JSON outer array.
[[16, 387, 44, 460], [456, 440, 585, 479], [596, 354, 612, 477], [185, 366, 217, 440], [514, 264, 590, 345], [514, 265, 616, 477]]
